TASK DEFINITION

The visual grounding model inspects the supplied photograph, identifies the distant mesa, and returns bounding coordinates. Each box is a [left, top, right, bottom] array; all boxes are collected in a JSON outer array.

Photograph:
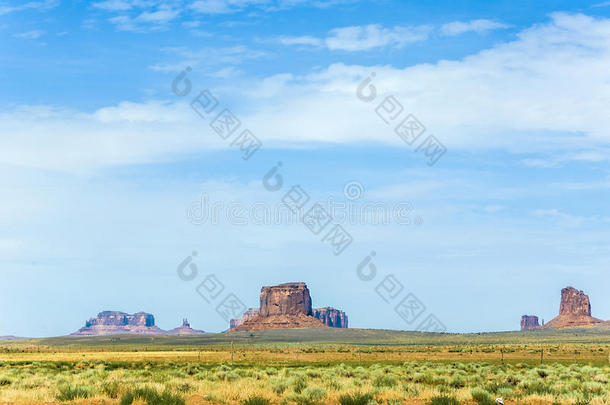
[[229, 282, 348, 331], [313, 307, 348, 328], [521, 286, 604, 331], [166, 318, 205, 335], [230, 308, 260, 329], [520, 315, 541, 331], [71, 311, 204, 336], [71, 311, 164, 336]]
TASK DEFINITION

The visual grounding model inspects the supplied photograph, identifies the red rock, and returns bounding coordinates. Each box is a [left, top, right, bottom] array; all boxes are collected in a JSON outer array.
[[166, 318, 205, 335], [543, 287, 603, 329], [313, 307, 348, 328], [520, 315, 540, 331], [259, 282, 313, 316], [230, 308, 259, 329], [71, 311, 165, 336], [230, 282, 329, 331]]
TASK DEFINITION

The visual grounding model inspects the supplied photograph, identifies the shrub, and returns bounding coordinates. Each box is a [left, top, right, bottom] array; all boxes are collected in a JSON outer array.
[[471, 388, 494, 405], [0, 377, 12, 386], [119, 387, 185, 405], [102, 381, 122, 398], [243, 396, 271, 405], [292, 375, 308, 394], [270, 378, 289, 394], [338, 392, 375, 405], [119, 390, 135, 405], [427, 396, 461, 405], [449, 376, 466, 388], [373, 374, 398, 388], [56, 385, 93, 401], [175, 382, 194, 393], [303, 387, 327, 401], [496, 387, 513, 397]]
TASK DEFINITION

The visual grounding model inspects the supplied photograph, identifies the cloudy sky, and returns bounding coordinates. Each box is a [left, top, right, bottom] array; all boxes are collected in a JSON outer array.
[[1, 0, 610, 337]]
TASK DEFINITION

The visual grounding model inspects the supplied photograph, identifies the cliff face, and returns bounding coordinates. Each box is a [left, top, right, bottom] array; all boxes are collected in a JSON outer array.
[[543, 287, 603, 329], [313, 307, 348, 328], [230, 282, 330, 331], [72, 312, 205, 336], [259, 283, 313, 317], [72, 311, 164, 336], [559, 287, 591, 316], [85, 311, 155, 327], [520, 315, 540, 331], [230, 308, 259, 329]]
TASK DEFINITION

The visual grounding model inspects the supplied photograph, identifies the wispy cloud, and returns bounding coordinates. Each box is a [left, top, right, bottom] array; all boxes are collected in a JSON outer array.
[[190, 0, 354, 14], [0, 0, 59, 16], [108, 5, 180, 32], [591, 1, 610, 7], [532, 208, 610, 227], [150, 45, 266, 71], [92, 0, 135, 11], [3, 13, 610, 172], [12, 29, 45, 39], [277, 35, 322, 47], [277, 20, 507, 51], [278, 24, 432, 51], [440, 19, 510, 36], [326, 24, 431, 50]]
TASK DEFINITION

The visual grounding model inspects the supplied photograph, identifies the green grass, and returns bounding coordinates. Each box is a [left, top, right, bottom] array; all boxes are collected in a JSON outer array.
[[119, 387, 185, 405], [471, 388, 495, 405], [56, 384, 93, 401], [427, 396, 462, 405], [3, 324, 610, 351], [243, 396, 271, 405], [338, 392, 375, 405], [1, 358, 609, 404]]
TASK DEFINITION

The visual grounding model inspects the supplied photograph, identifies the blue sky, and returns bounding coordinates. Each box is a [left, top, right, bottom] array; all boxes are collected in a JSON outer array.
[[2, 0, 610, 337]]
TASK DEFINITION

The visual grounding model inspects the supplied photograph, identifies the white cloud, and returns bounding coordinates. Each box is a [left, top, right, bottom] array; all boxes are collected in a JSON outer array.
[[592, 1, 610, 7], [150, 45, 266, 72], [12, 29, 45, 39], [532, 209, 610, 227], [208, 66, 242, 78], [108, 5, 180, 31], [277, 24, 431, 51], [189, 0, 352, 14], [256, 13, 610, 151], [0, 0, 58, 16], [277, 35, 323, 47], [325, 24, 431, 51], [2, 13, 610, 172], [190, 0, 259, 14], [92, 0, 135, 11], [440, 19, 510, 36]]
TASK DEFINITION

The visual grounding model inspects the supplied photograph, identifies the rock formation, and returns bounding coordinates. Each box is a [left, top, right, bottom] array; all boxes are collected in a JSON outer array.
[[313, 307, 348, 328], [166, 318, 205, 335], [230, 282, 341, 331], [520, 315, 540, 331], [260, 282, 313, 316], [543, 287, 603, 329], [230, 308, 259, 329], [72, 311, 165, 336]]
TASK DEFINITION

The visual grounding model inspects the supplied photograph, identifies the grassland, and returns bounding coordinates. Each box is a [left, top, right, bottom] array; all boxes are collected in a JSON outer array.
[[1, 327, 610, 405]]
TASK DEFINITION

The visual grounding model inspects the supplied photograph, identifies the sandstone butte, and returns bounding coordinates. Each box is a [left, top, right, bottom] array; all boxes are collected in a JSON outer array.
[[166, 318, 205, 335], [520, 315, 541, 331], [71, 311, 204, 336], [521, 286, 604, 331], [543, 287, 603, 329], [229, 282, 348, 331]]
